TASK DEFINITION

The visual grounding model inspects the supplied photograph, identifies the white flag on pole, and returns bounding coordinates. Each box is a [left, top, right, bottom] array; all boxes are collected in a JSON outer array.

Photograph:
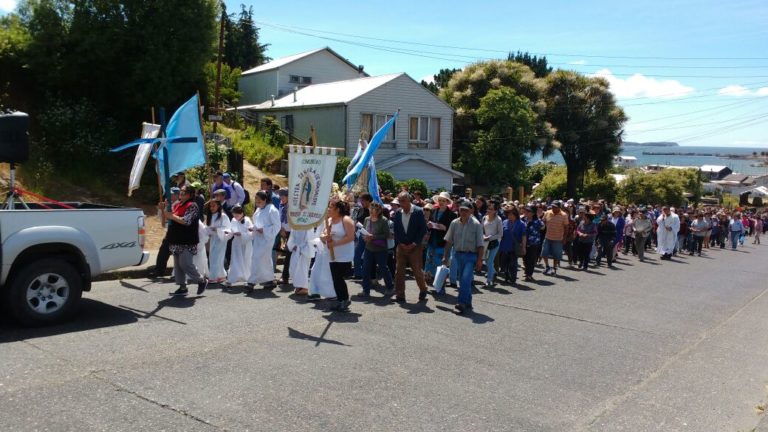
[[128, 122, 161, 196]]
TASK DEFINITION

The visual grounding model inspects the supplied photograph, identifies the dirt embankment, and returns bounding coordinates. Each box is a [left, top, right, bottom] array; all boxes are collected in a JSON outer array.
[[1, 162, 286, 250]]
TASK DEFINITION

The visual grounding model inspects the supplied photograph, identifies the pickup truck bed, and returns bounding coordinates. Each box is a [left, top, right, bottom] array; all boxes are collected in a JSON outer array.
[[1, 203, 149, 325]]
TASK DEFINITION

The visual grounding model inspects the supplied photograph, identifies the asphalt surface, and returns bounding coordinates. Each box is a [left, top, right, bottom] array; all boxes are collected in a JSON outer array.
[[2, 242, 768, 431]]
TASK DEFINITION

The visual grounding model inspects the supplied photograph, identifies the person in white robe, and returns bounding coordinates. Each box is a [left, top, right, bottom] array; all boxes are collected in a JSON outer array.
[[286, 227, 317, 295], [225, 205, 253, 287], [247, 191, 281, 290], [207, 200, 231, 283], [656, 206, 680, 260], [193, 220, 210, 279], [309, 237, 336, 299]]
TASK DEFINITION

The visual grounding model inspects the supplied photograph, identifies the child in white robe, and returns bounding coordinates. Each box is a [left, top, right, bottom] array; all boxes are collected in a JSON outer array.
[[193, 220, 210, 278], [207, 200, 230, 283], [247, 191, 281, 290], [225, 205, 253, 286], [286, 227, 317, 295]]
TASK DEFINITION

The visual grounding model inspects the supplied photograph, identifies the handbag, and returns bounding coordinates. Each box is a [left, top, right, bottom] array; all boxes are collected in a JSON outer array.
[[487, 239, 499, 250], [433, 265, 450, 293], [515, 242, 525, 257]]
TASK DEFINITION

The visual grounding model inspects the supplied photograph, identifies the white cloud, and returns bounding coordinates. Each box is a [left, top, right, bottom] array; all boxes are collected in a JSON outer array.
[[0, 0, 17, 12], [718, 85, 751, 96], [569, 60, 587, 65], [717, 85, 768, 97], [591, 69, 694, 99], [419, 75, 435, 85]]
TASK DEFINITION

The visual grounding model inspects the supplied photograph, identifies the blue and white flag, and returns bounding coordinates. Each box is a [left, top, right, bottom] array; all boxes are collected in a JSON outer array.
[[368, 159, 383, 204], [345, 140, 364, 190], [342, 111, 398, 186], [155, 94, 206, 189]]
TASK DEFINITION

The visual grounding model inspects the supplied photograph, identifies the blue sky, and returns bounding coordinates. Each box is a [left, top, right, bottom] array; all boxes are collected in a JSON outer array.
[[3, 0, 767, 147]]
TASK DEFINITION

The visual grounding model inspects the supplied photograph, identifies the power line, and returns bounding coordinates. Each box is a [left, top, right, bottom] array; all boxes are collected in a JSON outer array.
[[255, 20, 768, 61], [631, 109, 768, 134], [258, 23, 768, 78], [630, 97, 765, 127]]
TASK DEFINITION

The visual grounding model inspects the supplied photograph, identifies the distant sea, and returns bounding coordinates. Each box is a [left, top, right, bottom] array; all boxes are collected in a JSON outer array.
[[532, 145, 768, 176]]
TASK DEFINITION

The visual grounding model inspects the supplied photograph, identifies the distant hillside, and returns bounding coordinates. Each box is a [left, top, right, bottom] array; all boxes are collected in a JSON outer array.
[[623, 141, 679, 147]]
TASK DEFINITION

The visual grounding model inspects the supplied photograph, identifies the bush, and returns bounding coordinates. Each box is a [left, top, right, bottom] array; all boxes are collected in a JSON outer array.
[[334, 156, 352, 185], [228, 126, 284, 171], [397, 178, 429, 197], [534, 166, 616, 201], [333, 157, 397, 196], [36, 98, 120, 180], [376, 170, 397, 194], [617, 168, 700, 206]]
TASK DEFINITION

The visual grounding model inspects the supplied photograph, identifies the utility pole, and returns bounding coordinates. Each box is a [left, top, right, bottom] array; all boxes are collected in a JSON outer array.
[[213, 4, 225, 133]]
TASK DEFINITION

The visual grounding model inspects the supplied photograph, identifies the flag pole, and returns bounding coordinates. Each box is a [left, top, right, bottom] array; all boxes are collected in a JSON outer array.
[[159, 107, 173, 218], [196, 91, 213, 197], [151, 107, 164, 203]]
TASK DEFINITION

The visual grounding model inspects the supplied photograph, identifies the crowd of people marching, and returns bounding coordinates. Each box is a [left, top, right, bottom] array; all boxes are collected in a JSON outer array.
[[152, 171, 767, 315]]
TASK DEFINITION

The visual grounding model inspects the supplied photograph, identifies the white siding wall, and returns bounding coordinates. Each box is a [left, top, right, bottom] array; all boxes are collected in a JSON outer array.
[[239, 73, 278, 105], [278, 51, 361, 98], [256, 106, 346, 149], [345, 74, 454, 173], [385, 160, 454, 191]]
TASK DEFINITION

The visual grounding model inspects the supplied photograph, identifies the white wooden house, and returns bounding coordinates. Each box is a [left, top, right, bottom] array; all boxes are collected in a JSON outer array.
[[237, 65, 461, 190], [613, 155, 637, 168], [238, 47, 366, 106]]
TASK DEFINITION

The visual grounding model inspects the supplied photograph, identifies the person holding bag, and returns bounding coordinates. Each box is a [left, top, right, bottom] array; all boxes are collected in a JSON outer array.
[[482, 200, 503, 288]]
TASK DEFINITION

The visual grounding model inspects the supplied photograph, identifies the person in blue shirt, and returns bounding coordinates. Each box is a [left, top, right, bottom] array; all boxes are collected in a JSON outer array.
[[498, 206, 527, 285]]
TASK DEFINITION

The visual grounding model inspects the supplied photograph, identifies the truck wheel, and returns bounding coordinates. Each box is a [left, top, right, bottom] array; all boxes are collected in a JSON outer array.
[[6, 258, 83, 325]]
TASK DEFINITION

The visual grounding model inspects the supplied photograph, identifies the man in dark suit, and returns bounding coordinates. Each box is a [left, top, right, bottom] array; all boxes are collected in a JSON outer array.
[[392, 192, 428, 303]]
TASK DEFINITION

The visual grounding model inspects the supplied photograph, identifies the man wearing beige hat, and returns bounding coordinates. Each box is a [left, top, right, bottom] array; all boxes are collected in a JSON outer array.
[[425, 191, 457, 287]]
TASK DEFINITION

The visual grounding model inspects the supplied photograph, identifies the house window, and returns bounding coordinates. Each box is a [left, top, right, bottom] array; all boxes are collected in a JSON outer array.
[[409, 116, 440, 149], [281, 115, 294, 134], [301, 76, 312, 85], [360, 113, 396, 148], [289, 75, 300, 84]]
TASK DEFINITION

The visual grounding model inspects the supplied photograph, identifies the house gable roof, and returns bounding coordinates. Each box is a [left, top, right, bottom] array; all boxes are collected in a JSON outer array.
[[721, 173, 751, 183], [241, 47, 365, 76], [377, 153, 464, 177], [700, 165, 729, 172], [237, 74, 404, 110]]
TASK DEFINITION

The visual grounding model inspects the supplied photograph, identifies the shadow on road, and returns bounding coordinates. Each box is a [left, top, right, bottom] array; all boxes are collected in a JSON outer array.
[[435, 305, 495, 324], [398, 301, 435, 314], [0, 299, 141, 343], [287, 326, 348, 347]]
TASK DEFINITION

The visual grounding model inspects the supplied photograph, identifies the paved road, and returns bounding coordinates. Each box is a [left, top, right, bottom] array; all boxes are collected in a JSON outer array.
[[2, 243, 767, 431]]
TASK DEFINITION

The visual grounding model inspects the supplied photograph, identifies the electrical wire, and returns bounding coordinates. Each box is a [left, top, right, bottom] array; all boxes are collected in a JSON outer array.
[[255, 20, 768, 61], [257, 23, 768, 79]]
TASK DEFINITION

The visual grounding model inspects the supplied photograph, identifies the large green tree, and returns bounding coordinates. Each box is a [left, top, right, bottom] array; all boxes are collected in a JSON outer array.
[[507, 51, 552, 78], [6, 0, 218, 177], [469, 87, 538, 188], [420, 67, 461, 94], [223, 4, 269, 70], [441, 60, 555, 182], [0, 14, 31, 110], [543, 70, 627, 199]]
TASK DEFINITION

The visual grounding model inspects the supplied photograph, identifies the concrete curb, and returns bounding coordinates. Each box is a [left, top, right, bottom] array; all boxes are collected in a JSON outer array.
[[93, 250, 158, 282], [94, 250, 288, 282]]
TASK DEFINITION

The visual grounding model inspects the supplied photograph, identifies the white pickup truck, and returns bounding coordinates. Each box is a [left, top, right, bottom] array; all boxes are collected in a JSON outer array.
[[0, 203, 149, 325]]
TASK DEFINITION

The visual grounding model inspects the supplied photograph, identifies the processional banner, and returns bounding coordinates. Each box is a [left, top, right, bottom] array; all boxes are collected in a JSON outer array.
[[287, 145, 339, 230]]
